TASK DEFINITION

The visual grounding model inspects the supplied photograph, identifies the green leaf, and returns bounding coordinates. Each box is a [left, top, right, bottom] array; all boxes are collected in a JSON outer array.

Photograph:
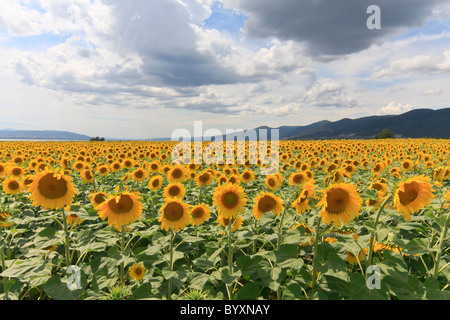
[[236, 283, 260, 300], [43, 275, 86, 300], [34, 227, 63, 249], [282, 281, 305, 300]]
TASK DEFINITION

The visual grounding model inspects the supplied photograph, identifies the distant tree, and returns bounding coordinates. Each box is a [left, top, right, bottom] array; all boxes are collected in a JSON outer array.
[[90, 136, 105, 141], [375, 129, 395, 139]]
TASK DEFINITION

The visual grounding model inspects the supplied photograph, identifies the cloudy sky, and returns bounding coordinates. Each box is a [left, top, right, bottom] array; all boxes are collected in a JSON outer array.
[[0, 0, 449, 139]]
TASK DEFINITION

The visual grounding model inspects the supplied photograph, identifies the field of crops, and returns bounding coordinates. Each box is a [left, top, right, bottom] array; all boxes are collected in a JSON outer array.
[[0, 139, 449, 300]]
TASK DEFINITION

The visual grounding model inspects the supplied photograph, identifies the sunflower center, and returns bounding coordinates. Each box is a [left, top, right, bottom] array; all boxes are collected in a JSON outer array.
[[398, 182, 419, 206], [168, 186, 180, 196], [8, 180, 20, 190], [258, 195, 277, 213], [94, 193, 106, 204], [134, 170, 144, 178], [199, 173, 209, 182], [243, 172, 250, 180], [37, 173, 68, 199], [134, 268, 142, 275], [326, 188, 349, 214], [221, 192, 239, 209], [108, 195, 134, 214], [163, 202, 184, 221], [12, 168, 22, 176], [152, 179, 160, 187], [293, 174, 304, 184], [85, 171, 92, 179], [268, 178, 276, 187], [172, 168, 183, 179], [192, 208, 205, 219]]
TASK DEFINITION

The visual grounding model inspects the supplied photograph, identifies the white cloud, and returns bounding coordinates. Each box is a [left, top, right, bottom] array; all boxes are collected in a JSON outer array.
[[379, 101, 413, 115], [424, 88, 442, 95]]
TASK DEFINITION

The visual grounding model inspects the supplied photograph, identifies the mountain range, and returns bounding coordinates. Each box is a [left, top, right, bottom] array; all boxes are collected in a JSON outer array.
[[245, 108, 450, 140], [0, 129, 91, 140], [1, 108, 449, 141]]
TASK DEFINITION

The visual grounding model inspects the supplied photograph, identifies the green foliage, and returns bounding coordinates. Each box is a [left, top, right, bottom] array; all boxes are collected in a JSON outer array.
[[375, 129, 395, 139]]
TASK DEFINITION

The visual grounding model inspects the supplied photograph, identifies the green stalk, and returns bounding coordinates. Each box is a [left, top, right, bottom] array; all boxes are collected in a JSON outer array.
[[1, 243, 8, 300], [433, 209, 450, 278], [310, 215, 322, 297], [227, 221, 234, 300], [120, 226, 126, 287], [276, 193, 298, 250], [61, 209, 71, 267], [168, 230, 175, 300], [367, 194, 393, 271]]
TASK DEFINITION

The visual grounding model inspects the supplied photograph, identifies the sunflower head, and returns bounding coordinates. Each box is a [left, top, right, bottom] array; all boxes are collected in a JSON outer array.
[[27, 170, 77, 210], [129, 263, 146, 281], [158, 199, 191, 231], [163, 182, 186, 200], [212, 183, 247, 218], [393, 175, 434, 220], [95, 192, 143, 230], [190, 203, 211, 226], [253, 192, 284, 220], [148, 175, 163, 191], [317, 183, 362, 227]]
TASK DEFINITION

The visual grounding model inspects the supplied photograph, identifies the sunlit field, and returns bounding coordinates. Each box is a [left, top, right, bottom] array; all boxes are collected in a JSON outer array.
[[0, 139, 449, 300]]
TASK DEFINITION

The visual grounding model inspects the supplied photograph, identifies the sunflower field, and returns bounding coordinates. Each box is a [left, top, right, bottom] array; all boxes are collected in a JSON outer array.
[[0, 139, 450, 300]]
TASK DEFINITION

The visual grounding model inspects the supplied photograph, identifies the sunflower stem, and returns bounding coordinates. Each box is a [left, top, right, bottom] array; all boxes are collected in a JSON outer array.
[[227, 221, 234, 300], [367, 194, 393, 274], [310, 215, 322, 297], [433, 209, 450, 278], [1, 240, 8, 300], [168, 230, 175, 300], [61, 209, 71, 267], [120, 226, 125, 287]]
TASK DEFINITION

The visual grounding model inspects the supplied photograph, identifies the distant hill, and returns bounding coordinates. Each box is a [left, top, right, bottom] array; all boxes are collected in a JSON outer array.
[[282, 108, 450, 140], [221, 108, 450, 140], [0, 129, 91, 140]]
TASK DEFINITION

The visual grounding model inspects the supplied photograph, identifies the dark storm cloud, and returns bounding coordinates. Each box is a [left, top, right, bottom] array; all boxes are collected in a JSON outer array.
[[237, 0, 443, 57], [107, 0, 248, 88]]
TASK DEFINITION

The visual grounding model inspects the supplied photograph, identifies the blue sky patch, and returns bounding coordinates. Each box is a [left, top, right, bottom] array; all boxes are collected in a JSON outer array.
[[204, 1, 248, 35]]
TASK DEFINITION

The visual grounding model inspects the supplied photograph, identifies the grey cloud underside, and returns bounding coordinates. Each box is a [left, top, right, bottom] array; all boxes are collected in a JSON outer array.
[[238, 0, 443, 57]]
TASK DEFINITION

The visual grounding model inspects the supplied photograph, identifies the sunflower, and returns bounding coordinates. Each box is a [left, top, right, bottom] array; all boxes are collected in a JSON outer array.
[[148, 175, 163, 191], [288, 172, 309, 186], [167, 165, 188, 183], [8, 166, 25, 179], [318, 183, 363, 227], [0, 212, 13, 228], [195, 170, 214, 187], [190, 203, 211, 226], [400, 159, 413, 172], [217, 214, 243, 232], [291, 183, 317, 215], [393, 175, 434, 221], [97, 165, 110, 176], [95, 192, 143, 230], [66, 213, 83, 225], [27, 170, 77, 210], [240, 169, 255, 184], [2, 178, 22, 195], [90, 191, 108, 207], [212, 183, 247, 218], [129, 263, 146, 281], [346, 250, 366, 265], [158, 198, 191, 231], [444, 190, 450, 208], [252, 192, 284, 220], [265, 174, 282, 190], [163, 182, 186, 199], [21, 175, 35, 189], [131, 168, 148, 182], [80, 169, 94, 183], [0, 163, 6, 177]]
